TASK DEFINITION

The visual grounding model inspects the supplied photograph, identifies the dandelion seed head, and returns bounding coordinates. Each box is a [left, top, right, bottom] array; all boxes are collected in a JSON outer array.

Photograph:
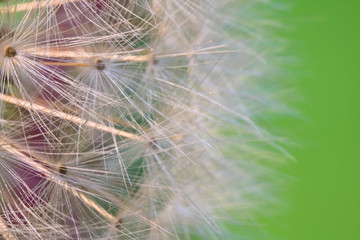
[[0, 0, 286, 239]]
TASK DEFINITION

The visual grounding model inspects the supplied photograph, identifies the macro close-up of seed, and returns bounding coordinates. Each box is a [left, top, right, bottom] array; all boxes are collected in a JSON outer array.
[[0, 0, 290, 239]]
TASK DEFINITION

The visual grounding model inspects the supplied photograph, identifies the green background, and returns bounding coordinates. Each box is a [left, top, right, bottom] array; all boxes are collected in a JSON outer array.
[[250, 1, 360, 240]]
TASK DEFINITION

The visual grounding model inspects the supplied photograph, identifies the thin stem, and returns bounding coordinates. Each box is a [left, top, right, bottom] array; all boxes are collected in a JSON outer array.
[[39, 61, 91, 67], [0, 94, 146, 142], [24, 48, 153, 64], [0, 137, 117, 224], [115, 54, 153, 63], [0, 0, 79, 14], [29, 98, 186, 144]]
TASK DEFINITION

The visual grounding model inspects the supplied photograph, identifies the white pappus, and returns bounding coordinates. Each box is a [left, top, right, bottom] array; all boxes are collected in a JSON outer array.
[[0, 0, 286, 239]]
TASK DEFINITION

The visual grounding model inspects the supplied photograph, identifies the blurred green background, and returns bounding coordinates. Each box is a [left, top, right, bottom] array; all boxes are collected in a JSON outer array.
[[249, 1, 360, 240], [230, 1, 359, 239]]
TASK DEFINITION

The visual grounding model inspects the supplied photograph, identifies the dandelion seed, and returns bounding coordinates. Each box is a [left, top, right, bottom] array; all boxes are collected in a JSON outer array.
[[4, 46, 16, 58], [58, 165, 67, 175], [0, 0, 286, 239]]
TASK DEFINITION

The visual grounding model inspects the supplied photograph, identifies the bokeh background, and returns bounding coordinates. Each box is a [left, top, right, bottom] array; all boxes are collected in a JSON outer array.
[[233, 1, 360, 239]]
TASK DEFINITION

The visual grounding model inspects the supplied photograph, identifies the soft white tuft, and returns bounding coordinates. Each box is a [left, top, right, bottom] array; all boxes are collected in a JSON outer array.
[[0, 0, 285, 239]]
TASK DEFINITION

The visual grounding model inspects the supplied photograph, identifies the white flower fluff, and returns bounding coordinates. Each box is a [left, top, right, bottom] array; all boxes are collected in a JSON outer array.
[[0, 0, 284, 239]]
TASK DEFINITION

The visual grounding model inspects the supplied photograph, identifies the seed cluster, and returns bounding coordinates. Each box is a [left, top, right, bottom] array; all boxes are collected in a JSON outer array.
[[0, 0, 280, 239]]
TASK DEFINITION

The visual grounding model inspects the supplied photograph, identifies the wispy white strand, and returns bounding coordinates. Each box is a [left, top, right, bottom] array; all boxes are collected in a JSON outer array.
[[0, 0, 284, 239]]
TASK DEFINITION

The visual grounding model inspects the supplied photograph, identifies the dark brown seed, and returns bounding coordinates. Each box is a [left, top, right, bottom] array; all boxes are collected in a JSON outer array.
[[94, 59, 105, 70], [4, 46, 16, 58], [58, 166, 67, 175]]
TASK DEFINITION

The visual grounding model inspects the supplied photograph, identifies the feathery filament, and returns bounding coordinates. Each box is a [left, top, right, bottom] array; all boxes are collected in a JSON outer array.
[[0, 0, 282, 239]]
